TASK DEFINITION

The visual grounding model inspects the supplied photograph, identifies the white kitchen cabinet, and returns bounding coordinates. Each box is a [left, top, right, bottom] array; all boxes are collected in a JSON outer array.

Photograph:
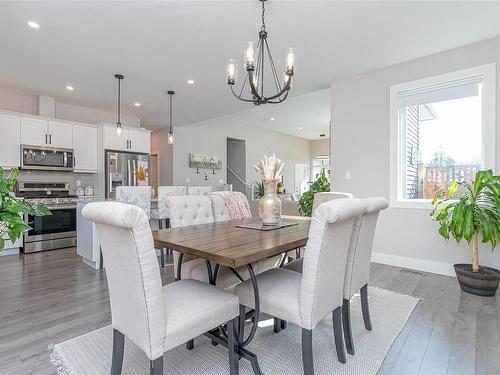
[[20, 117, 48, 146], [21, 117, 73, 148], [73, 125, 98, 172], [0, 113, 21, 168], [48, 120, 73, 148], [128, 128, 151, 153], [102, 125, 128, 151], [102, 126, 150, 153]]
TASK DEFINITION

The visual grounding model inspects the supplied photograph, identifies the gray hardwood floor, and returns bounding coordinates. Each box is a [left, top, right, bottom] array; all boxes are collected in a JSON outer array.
[[0, 249, 498, 374]]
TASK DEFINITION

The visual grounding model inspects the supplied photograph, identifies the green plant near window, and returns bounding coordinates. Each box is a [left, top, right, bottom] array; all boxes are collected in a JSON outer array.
[[253, 180, 265, 199], [431, 169, 500, 273], [0, 167, 51, 250], [298, 170, 331, 216]]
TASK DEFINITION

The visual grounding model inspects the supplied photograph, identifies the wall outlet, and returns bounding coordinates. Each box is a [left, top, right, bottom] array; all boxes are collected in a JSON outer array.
[[345, 171, 351, 180], [219, 179, 224, 184], [184, 177, 191, 183]]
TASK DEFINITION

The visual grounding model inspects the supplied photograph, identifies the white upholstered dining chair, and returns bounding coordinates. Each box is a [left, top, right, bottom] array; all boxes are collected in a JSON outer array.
[[82, 201, 240, 375], [150, 186, 187, 267], [169, 195, 272, 290], [234, 198, 368, 373], [312, 191, 354, 211], [286, 191, 354, 268], [150, 185, 187, 224], [283, 197, 388, 356], [341, 197, 388, 354], [115, 186, 152, 218], [187, 186, 213, 196]]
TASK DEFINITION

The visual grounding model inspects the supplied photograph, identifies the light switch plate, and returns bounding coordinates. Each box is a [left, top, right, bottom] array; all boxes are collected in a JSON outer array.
[[76, 179, 82, 187], [345, 171, 351, 180], [219, 179, 224, 184]]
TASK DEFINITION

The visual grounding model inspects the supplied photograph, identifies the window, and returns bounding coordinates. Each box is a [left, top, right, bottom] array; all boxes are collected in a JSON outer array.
[[312, 158, 330, 181], [390, 64, 496, 208]]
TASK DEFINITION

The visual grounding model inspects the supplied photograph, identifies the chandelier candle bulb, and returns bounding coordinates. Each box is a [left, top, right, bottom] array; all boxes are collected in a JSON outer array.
[[286, 48, 296, 73], [245, 41, 256, 69], [227, 58, 238, 85]]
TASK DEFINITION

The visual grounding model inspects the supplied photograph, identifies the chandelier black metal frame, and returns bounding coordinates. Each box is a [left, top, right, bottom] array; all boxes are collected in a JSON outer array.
[[226, 0, 295, 105]]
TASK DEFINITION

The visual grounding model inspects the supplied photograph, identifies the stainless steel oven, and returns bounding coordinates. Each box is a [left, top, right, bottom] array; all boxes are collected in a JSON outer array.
[[17, 182, 78, 253], [21, 145, 74, 171], [24, 206, 76, 253]]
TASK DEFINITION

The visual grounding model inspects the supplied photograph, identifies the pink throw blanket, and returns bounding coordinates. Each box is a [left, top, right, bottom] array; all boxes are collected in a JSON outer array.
[[211, 191, 252, 220]]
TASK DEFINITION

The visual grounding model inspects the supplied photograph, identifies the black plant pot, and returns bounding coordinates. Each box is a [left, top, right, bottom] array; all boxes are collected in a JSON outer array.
[[454, 264, 500, 297]]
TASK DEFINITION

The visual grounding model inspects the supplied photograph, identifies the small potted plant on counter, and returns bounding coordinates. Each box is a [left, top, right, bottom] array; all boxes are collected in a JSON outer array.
[[0, 167, 51, 251], [431, 169, 500, 296]]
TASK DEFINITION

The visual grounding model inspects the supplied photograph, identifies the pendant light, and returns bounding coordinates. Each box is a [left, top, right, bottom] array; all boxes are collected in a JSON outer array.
[[167, 90, 175, 144], [115, 74, 124, 136]]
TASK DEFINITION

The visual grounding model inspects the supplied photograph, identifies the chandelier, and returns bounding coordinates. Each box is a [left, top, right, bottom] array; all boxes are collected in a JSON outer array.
[[226, 0, 295, 105]]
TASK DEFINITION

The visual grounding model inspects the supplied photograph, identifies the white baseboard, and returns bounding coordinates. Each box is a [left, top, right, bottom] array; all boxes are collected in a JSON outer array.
[[0, 248, 20, 256], [371, 252, 456, 277]]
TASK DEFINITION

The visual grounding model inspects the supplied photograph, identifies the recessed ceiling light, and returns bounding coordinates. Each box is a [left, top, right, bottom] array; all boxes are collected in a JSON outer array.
[[270, 117, 275, 121], [27, 20, 40, 29], [134, 102, 141, 107], [187, 79, 195, 85], [65, 86, 74, 91], [298, 127, 303, 130]]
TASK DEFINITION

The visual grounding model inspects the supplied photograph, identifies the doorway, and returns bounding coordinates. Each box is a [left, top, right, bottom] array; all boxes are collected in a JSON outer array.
[[226, 138, 247, 195], [295, 163, 310, 196]]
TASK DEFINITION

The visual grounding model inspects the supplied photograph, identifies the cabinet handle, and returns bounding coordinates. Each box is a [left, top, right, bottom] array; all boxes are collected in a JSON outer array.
[[129, 140, 132, 149], [73, 157, 76, 167], [45, 134, 48, 144], [49, 134, 52, 144]]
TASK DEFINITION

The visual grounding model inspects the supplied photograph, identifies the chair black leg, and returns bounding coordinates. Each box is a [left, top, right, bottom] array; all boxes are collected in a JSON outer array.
[[360, 284, 372, 331], [342, 298, 354, 355], [111, 329, 125, 375], [160, 249, 166, 267], [273, 317, 281, 333], [281, 320, 288, 329], [228, 317, 240, 375], [186, 339, 194, 350], [149, 356, 163, 375], [333, 306, 346, 364], [301, 328, 314, 375]]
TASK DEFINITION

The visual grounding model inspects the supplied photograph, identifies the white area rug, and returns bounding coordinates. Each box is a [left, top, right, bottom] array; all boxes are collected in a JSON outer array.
[[50, 287, 419, 375]]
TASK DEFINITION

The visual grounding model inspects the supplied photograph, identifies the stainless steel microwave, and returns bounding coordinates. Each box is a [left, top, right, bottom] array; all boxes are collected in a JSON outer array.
[[20, 145, 74, 171]]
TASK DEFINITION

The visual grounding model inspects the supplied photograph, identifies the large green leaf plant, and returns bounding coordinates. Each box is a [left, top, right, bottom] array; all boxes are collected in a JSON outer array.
[[298, 170, 331, 216], [0, 167, 51, 250], [431, 169, 500, 273]]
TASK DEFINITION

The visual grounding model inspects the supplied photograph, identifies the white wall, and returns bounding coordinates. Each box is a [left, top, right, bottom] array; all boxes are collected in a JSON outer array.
[[311, 138, 329, 159], [0, 89, 141, 127], [331, 37, 500, 276], [168, 115, 312, 192]]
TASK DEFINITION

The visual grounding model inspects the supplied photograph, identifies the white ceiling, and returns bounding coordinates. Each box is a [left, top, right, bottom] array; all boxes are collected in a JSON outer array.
[[227, 88, 330, 140], [2, 1, 500, 136]]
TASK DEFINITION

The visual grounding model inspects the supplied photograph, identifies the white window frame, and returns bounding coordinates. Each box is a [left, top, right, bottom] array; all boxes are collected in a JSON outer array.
[[389, 63, 496, 209]]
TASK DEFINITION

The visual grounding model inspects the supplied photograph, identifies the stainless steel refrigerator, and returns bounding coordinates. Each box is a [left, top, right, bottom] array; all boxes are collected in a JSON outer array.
[[105, 151, 150, 199]]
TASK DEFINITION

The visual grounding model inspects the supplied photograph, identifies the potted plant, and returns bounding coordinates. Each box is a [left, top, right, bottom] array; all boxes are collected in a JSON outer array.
[[431, 169, 500, 296], [0, 167, 51, 250], [298, 170, 331, 216]]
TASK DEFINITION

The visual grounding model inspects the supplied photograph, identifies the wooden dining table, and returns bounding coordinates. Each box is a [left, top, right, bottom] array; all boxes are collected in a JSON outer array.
[[152, 216, 311, 375]]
